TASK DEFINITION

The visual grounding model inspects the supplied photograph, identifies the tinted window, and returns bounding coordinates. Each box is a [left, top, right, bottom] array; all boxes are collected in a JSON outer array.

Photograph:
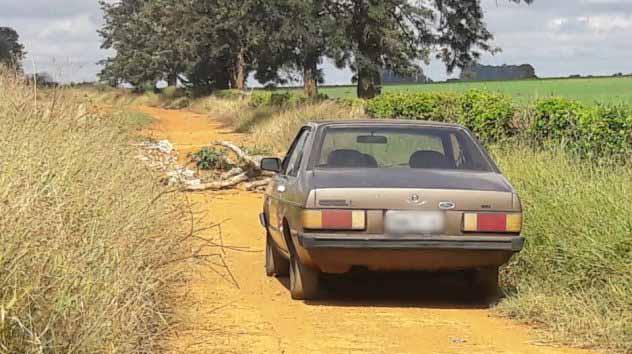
[[315, 127, 493, 172], [282, 128, 310, 176]]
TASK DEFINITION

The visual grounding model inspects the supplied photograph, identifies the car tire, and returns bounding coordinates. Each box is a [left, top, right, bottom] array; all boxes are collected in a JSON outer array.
[[289, 255, 320, 300], [265, 235, 289, 277], [468, 266, 499, 302]]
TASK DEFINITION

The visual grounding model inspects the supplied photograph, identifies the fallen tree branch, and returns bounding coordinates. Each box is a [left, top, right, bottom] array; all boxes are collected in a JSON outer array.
[[244, 179, 271, 191], [220, 167, 244, 180], [184, 172, 249, 191], [212, 141, 262, 169]]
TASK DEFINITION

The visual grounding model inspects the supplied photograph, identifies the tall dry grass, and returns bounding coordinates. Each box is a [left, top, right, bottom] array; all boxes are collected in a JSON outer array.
[[493, 145, 632, 353], [201, 98, 366, 153], [0, 70, 189, 353]]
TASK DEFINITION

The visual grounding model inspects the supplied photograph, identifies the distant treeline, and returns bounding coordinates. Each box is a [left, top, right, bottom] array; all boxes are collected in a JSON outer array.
[[460, 63, 537, 81], [98, 0, 534, 99]]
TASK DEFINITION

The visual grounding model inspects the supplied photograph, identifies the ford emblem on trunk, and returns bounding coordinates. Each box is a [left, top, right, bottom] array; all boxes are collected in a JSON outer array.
[[439, 201, 456, 210]]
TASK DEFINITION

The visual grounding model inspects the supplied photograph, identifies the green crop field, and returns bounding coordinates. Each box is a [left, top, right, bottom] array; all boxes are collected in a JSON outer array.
[[319, 76, 632, 104]]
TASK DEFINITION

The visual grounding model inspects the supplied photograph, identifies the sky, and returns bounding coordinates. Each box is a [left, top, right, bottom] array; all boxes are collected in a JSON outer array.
[[1, 0, 631, 84]]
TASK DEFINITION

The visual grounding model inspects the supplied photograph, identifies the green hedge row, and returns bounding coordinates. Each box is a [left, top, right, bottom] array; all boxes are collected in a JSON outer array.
[[365, 90, 514, 143], [366, 90, 632, 160], [530, 98, 632, 159]]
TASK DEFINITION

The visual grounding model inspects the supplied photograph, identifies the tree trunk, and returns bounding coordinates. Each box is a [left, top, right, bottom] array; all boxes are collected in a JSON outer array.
[[213, 68, 231, 90], [230, 48, 247, 90], [303, 60, 318, 98], [167, 71, 178, 87], [357, 64, 382, 99]]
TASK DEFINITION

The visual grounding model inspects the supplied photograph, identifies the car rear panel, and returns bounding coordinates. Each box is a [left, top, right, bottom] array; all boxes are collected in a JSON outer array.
[[303, 168, 518, 231], [306, 187, 518, 236]]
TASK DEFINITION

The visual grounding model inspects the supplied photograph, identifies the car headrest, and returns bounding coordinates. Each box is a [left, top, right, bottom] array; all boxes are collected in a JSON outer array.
[[409, 150, 454, 169], [327, 149, 378, 168]]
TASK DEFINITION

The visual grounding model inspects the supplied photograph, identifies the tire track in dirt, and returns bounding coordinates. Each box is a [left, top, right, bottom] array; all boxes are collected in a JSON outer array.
[[139, 106, 595, 354]]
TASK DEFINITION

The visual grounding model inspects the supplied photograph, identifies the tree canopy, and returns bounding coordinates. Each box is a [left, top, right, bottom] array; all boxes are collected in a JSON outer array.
[[0, 27, 25, 71], [99, 0, 532, 98]]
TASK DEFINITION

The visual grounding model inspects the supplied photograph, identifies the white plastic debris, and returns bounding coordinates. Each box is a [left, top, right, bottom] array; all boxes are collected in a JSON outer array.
[[157, 140, 174, 154]]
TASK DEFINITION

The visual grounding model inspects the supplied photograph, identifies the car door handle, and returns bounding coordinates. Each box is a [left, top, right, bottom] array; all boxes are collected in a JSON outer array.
[[277, 184, 286, 193]]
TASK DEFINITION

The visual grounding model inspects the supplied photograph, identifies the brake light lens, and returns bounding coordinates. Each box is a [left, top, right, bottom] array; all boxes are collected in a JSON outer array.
[[302, 210, 366, 230], [463, 213, 522, 233]]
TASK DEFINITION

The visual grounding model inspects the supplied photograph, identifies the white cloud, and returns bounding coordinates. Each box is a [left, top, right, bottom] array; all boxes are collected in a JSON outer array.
[[38, 14, 100, 42], [585, 14, 632, 33]]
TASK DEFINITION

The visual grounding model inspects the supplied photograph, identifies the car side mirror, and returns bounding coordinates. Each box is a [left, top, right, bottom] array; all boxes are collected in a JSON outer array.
[[260, 158, 281, 173]]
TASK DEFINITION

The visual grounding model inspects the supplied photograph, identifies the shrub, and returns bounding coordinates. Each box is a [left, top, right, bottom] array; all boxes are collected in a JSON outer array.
[[366, 92, 460, 122], [335, 97, 366, 108], [250, 91, 273, 107], [250, 91, 320, 108], [0, 70, 188, 353], [458, 90, 516, 143], [192, 147, 233, 170], [530, 98, 585, 141], [270, 92, 293, 106], [530, 98, 632, 160], [575, 104, 632, 160], [162, 85, 186, 99], [214, 89, 248, 100], [366, 90, 515, 142]]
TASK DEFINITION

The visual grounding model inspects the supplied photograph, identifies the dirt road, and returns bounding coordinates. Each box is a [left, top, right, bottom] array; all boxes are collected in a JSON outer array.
[[140, 107, 593, 354]]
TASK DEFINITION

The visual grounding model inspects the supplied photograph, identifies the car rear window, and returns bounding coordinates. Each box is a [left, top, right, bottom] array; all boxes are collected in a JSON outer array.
[[314, 126, 494, 172]]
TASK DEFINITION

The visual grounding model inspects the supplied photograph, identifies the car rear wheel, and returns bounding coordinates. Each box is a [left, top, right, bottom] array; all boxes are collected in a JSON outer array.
[[265, 235, 289, 277], [468, 266, 499, 302], [289, 255, 320, 300]]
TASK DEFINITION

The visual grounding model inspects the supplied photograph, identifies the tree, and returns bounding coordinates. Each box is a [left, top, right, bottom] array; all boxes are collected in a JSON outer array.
[[255, 0, 344, 97], [99, 0, 193, 90], [0, 27, 25, 71], [195, 0, 287, 90], [144, 0, 196, 87], [326, 0, 532, 99], [99, 0, 161, 89], [99, 0, 286, 93]]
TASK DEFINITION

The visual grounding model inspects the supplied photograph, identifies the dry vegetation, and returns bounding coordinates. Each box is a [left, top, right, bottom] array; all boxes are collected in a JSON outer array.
[[188, 93, 631, 353], [190, 96, 366, 153], [492, 145, 632, 352], [0, 71, 191, 353], [78, 87, 631, 352]]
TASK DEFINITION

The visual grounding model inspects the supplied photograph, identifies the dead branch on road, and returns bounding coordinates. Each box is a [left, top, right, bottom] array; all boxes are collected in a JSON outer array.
[[185, 172, 250, 191], [183, 140, 273, 192]]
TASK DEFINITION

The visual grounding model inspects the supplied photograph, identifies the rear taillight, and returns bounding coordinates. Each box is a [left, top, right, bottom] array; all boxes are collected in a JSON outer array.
[[463, 213, 522, 233], [302, 210, 366, 230]]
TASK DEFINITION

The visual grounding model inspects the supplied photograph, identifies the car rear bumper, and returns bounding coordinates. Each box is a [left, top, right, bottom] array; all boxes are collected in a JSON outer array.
[[298, 233, 524, 252], [296, 233, 524, 273]]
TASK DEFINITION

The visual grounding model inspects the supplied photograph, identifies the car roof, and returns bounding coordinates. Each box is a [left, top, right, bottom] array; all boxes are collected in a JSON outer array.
[[307, 119, 465, 129]]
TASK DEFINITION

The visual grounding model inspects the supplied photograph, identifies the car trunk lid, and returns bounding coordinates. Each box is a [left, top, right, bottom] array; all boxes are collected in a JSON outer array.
[[311, 188, 515, 212], [307, 168, 515, 211]]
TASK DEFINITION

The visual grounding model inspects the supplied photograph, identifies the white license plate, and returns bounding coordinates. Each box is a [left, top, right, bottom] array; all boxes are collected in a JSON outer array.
[[385, 211, 446, 235]]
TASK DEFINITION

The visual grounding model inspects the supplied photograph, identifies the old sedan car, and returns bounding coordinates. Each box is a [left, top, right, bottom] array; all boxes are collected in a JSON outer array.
[[259, 120, 524, 300]]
